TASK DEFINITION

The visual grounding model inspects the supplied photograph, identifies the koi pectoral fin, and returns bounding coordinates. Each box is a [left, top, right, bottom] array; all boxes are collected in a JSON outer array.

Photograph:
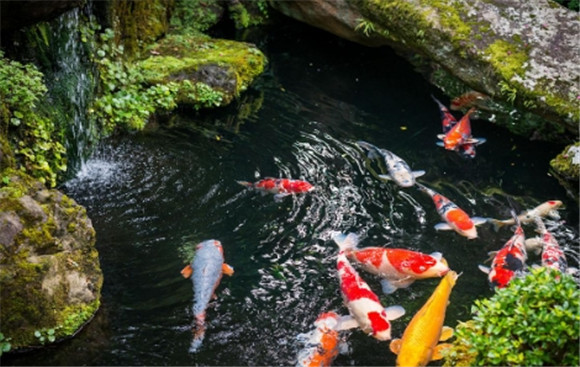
[[434, 222, 453, 231], [384, 305, 405, 321], [222, 263, 234, 276], [412, 170, 426, 178], [436, 141, 445, 147], [378, 174, 392, 181], [471, 217, 488, 226], [439, 326, 454, 341], [273, 193, 290, 202], [389, 338, 402, 355], [437, 134, 446, 140], [181, 265, 193, 279], [431, 343, 453, 360], [335, 315, 360, 331], [478, 265, 490, 274]]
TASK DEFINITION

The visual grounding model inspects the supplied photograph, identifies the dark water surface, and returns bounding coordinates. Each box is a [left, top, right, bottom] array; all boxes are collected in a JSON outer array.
[[6, 22, 579, 366]]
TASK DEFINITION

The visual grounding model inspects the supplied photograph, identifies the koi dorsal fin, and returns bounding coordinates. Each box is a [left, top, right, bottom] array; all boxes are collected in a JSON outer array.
[[439, 326, 454, 341], [222, 263, 234, 276], [181, 264, 193, 279]]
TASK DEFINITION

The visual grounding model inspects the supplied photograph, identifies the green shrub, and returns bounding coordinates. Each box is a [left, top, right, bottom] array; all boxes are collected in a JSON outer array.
[[444, 267, 579, 366]]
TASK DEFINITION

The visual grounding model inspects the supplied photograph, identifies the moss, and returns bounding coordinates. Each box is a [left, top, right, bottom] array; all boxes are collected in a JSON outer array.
[[111, 0, 173, 57], [484, 40, 528, 80], [138, 33, 267, 106], [550, 142, 580, 181]]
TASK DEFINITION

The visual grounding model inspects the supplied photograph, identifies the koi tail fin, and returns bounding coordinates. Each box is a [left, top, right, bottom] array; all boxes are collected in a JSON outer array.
[[189, 314, 206, 353], [236, 180, 254, 188], [332, 232, 359, 252]]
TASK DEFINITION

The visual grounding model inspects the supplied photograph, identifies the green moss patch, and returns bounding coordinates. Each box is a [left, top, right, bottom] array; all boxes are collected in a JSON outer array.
[[138, 33, 267, 106]]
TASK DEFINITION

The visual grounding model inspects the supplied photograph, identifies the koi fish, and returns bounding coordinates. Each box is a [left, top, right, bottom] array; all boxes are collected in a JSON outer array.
[[437, 108, 481, 151], [333, 232, 449, 294], [237, 177, 315, 201], [333, 233, 405, 341], [181, 239, 234, 352], [417, 184, 487, 239], [432, 95, 486, 159], [534, 217, 568, 273], [357, 141, 425, 187], [450, 91, 488, 111], [389, 271, 459, 367], [479, 212, 527, 288], [488, 200, 563, 231], [524, 237, 544, 255], [296, 312, 341, 367]]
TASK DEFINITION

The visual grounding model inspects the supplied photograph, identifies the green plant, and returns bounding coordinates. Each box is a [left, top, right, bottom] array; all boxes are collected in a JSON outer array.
[[499, 81, 518, 104], [355, 18, 376, 37], [33, 328, 57, 345], [92, 29, 179, 133], [0, 332, 11, 356], [443, 267, 580, 366], [0, 51, 67, 187]]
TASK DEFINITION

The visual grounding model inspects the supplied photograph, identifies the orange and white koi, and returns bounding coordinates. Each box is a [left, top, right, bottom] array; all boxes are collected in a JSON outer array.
[[357, 141, 425, 187], [418, 184, 486, 239], [333, 232, 449, 294], [479, 213, 527, 288], [237, 177, 314, 201], [296, 312, 341, 367], [181, 240, 234, 352], [488, 200, 563, 231], [333, 233, 405, 341], [437, 108, 481, 151], [450, 91, 488, 111], [389, 271, 459, 367]]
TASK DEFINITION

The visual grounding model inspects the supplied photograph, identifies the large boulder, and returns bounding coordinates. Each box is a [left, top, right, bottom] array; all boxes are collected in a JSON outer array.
[[137, 33, 267, 108], [271, 0, 579, 138], [0, 0, 81, 32], [0, 170, 102, 351]]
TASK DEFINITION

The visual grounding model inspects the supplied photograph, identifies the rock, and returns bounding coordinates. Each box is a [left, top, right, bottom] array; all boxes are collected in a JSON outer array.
[[271, 0, 580, 138], [0, 170, 102, 351], [271, 0, 388, 46], [0, 0, 81, 32], [137, 33, 267, 108]]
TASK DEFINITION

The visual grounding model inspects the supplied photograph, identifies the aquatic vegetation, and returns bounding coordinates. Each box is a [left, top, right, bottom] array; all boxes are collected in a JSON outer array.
[[228, 0, 270, 29], [170, 0, 223, 33], [0, 52, 67, 187], [0, 333, 11, 356], [443, 267, 580, 366]]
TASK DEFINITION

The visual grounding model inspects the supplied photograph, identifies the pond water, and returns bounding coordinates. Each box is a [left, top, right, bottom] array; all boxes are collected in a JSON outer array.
[[6, 20, 579, 366]]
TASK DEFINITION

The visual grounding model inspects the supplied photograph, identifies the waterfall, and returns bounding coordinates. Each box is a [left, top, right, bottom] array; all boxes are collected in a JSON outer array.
[[49, 5, 98, 175]]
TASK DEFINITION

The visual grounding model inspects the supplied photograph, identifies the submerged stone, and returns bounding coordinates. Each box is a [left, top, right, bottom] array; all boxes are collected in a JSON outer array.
[[0, 170, 102, 351], [137, 33, 267, 108]]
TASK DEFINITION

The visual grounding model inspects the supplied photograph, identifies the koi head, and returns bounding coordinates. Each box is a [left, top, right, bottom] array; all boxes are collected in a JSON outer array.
[[368, 310, 391, 341]]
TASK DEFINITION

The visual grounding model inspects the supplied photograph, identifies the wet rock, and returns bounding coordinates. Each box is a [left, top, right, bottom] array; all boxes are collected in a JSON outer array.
[[551, 142, 580, 181], [0, 170, 102, 351]]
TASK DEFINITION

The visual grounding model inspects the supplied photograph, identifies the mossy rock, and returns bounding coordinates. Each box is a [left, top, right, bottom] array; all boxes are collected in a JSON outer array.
[[137, 33, 267, 108], [0, 169, 102, 350], [550, 142, 580, 181]]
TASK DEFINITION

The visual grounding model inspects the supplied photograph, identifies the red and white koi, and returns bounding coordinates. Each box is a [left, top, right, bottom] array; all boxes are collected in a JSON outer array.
[[479, 213, 527, 288], [418, 184, 486, 239], [488, 200, 563, 231], [333, 233, 405, 341], [181, 239, 234, 352], [296, 312, 342, 367], [333, 232, 449, 294], [357, 141, 425, 187], [237, 177, 314, 201]]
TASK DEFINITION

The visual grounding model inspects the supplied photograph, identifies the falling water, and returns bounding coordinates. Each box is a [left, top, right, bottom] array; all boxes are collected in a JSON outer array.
[[49, 5, 98, 174]]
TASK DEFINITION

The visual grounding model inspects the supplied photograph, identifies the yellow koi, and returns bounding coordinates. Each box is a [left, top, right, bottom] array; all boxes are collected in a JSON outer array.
[[389, 271, 459, 367]]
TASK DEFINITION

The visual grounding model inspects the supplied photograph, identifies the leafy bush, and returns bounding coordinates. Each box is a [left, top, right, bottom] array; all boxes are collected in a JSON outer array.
[[92, 29, 178, 133], [444, 267, 579, 366], [0, 51, 67, 187]]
